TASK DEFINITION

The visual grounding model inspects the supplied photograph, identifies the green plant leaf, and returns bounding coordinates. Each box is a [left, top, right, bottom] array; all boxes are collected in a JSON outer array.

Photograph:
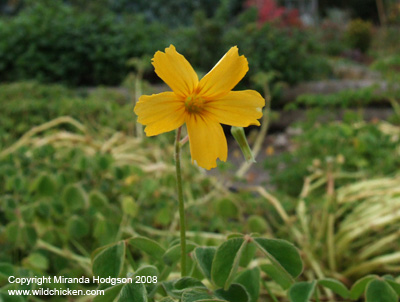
[[89, 190, 109, 209], [235, 267, 260, 302], [134, 265, 159, 279], [215, 198, 239, 219], [239, 242, 257, 267], [0, 292, 25, 302], [163, 242, 197, 266], [121, 196, 138, 217], [215, 283, 250, 302], [181, 289, 218, 302], [211, 237, 247, 290], [31, 173, 57, 197], [254, 238, 302, 279], [128, 236, 165, 260], [67, 215, 89, 239], [172, 277, 206, 294], [92, 241, 125, 279], [350, 275, 377, 300], [194, 246, 216, 280], [385, 279, 400, 295], [23, 253, 49, 271], [118, 282, 147, 302], [227, 233, 244, 239], [247, 215, 269, 233], [159, 298, 178, 302], [317, 278, 349, 299], [0, 262, 14, 279], [260, 264, 292, 290], [93, 284, 124, 302], [62, 184, 87, 211], [288, 281, 316, 302], [366, 279, 398, 302]]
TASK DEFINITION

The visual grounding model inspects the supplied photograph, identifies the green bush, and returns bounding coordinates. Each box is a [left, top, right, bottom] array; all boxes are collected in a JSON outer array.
[[174, 7, 331, 88], [224, 20, 331, 86], [265, 118, 400, 196], [0, 1, 166, 85], [344, 19, 373, 53], [172, 10, 227, 73], [318, 21, 347, 56]]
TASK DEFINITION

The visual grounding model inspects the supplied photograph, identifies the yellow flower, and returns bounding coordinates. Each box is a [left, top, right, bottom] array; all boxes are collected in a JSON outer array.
[[134, 45, 265, 170]]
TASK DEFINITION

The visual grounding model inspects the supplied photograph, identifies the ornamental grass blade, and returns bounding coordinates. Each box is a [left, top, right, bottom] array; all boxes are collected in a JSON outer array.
[[211, 238, 247, 290], [288, 281, 316, 302], [366, 279, 398, 302], [317, 278, 350, 299], [253, 238, 302, 281]]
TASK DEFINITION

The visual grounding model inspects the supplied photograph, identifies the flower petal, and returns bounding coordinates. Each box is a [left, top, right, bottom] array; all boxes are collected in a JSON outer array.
[[197, 46, 249, 99], [152, 45, 199, 97], [186, 114, 227, 170], [134, 92, 186, 136], [204, 90, 265, 127]]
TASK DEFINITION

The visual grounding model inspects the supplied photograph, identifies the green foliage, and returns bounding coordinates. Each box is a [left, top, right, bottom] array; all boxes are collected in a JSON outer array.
[[0, 0, 331, 89], [371, 54, 400, 81], [288, 276, 400, 302], [288, 281, 316, 302], [370, 26, 400, 58], [0, 1, 166, 85], [224, 23, 331, 86], [0, 82, 133, 147], [288, 85, 399, 110], [345, 19, 373, 53], [265, 118, 400, 196], [3, 81, 400, 301], [86, 234, 302, 301], [172, 9, 227, 77], [317, 20, 347, 56], [92, 242, 125, 279], [247, 215, 268, 233]]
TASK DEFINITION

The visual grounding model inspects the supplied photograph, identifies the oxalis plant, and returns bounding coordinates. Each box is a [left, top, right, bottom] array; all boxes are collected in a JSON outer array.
[[90, 46, 400, 302]]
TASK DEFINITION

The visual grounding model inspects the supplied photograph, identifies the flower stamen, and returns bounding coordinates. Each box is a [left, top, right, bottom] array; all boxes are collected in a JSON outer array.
[[184, 94, 205, 113]]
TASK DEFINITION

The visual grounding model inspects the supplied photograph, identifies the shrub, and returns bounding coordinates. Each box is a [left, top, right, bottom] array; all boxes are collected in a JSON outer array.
[[224, 21, 331, 86], [0, 1, 167, 86], [171, 10, 227, 73], [344, 19, 373, 53]]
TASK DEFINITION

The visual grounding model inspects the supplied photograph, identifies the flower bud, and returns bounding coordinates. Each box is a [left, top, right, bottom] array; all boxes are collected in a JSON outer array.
[[230, 126, 255, 163]]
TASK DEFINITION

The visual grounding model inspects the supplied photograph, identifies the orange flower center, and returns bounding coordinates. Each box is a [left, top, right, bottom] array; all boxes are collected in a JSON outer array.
[[184, 94, 205, 113]]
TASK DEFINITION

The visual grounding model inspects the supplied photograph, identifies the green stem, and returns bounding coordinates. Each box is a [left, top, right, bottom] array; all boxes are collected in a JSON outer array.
[[36, 239, 91, 274], [175, 126, 187, 276], [261, 279, 279, 302], [314, 287, 321, 302]]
